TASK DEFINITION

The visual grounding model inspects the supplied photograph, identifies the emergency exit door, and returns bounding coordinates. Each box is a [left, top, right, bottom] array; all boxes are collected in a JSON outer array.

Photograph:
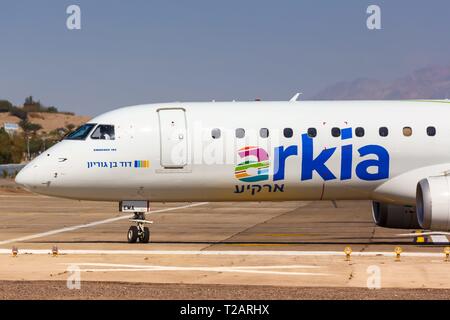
[[158, 108, 188, 168]]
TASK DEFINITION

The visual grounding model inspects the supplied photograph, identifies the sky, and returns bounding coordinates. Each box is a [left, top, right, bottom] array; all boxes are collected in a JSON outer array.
[[1, 0, 450, 116]]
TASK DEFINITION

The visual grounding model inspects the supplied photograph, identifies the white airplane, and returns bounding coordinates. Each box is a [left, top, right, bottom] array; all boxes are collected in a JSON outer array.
[[14, 99, 450, 243]]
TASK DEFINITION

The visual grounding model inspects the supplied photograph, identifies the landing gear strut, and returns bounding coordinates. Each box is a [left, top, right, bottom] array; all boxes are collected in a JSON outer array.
[[120, 201, 152, 244], [127, 212, 152, 243]]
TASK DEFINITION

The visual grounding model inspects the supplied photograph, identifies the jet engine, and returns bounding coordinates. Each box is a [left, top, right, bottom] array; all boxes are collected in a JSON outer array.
[[416, 176, 450, 231], [372, 201, 420, 229]]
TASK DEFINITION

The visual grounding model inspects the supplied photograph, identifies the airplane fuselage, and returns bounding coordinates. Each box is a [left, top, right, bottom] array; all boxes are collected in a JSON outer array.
[[16, 100, 450, 206]]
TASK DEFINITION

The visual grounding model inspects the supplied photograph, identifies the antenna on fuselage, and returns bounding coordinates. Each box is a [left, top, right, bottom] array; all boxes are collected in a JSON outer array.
[[289, 92, 302, 102]]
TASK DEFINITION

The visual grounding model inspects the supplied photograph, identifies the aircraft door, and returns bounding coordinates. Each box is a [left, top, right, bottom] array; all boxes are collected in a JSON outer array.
[[158, 108, 188, 168]]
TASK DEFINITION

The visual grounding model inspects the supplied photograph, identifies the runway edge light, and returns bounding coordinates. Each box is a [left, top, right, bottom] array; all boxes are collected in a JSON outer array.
[[394, 246, 403, 262], [52, 245, 58, 257], [444, 247, 450, 262], [11, 246, 18, 257], [344, 246, 352, 261]]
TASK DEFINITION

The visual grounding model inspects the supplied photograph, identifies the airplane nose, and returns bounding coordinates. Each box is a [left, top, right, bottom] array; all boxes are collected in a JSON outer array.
[[15, 167, 31, 187], [15, 164, 39, 189]]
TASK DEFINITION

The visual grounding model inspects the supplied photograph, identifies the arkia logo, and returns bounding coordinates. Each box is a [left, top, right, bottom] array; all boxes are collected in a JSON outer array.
[[235, 128, 390, 182], [234, 146, 270, 182]]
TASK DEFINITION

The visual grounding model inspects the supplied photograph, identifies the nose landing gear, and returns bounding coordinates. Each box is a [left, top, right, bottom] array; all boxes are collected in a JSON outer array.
[[120, 201, 153, 244], [127, 212, 153, 243]]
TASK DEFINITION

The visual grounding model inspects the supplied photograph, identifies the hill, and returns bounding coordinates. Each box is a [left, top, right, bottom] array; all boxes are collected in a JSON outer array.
[[0, 97, 92, 165], [0, 112, 90, 134], [312, 65, 450, 100]]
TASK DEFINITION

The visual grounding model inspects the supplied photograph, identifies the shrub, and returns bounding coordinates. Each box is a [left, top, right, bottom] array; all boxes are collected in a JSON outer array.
[[10, 107, 27, 120], [24, 96, 35, 106], [0, 100, 13, 113], [24, 96, 51, 112], [19, 120, 42, 134], [0, 150, 13, 164], [46, 106, 59, 113]]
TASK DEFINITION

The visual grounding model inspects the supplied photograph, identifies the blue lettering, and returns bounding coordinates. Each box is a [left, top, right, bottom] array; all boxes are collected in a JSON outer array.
[[301, 134, 336, 181], [340, 145, 352, 180], [356, 145, 390, 181], [235, 128, 391, 185], [340, 128, 353, 180], [341, 128, 352, 140], [274, 145, 298, 181]]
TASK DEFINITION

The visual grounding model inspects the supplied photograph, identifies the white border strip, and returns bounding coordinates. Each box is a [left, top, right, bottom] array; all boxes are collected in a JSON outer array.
[[0, 249, 446, 258]]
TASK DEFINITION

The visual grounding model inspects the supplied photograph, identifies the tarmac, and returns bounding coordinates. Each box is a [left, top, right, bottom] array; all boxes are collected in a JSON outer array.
[[1, 179, 450, 300]]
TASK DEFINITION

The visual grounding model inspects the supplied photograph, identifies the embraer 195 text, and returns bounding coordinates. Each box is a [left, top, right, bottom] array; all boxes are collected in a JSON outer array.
[[15, 99, 450, 243]]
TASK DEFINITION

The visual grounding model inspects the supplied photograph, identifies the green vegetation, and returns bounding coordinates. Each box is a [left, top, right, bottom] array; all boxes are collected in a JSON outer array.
[[0, 128, 24, 164], [0, 100, 13, 113], [0, 96, 64, 121], [19, 119, 43, 134], [23, 96, 59, 113], [10, 106, 28, 120], [0, 97, 76, 165]]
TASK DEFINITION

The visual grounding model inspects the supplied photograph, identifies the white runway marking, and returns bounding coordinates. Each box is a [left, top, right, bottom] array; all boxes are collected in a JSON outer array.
[[71, 262, 321, 269], [0, 195, 50, 198], [0, 249, 447, 258], [430, 235, 449, 244], [63, 262, 328, 276], [398, 231, 450, 237], [0, 202, 208, 246]]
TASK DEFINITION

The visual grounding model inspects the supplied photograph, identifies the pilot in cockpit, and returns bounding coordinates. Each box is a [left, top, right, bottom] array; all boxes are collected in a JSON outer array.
[[95, 125, 115, 140], [101, 126, 112, 140]]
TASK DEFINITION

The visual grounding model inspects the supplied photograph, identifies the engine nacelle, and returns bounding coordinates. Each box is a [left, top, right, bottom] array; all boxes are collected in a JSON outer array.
[[416, 176, 450, 231], [372, 202, 420, 229]]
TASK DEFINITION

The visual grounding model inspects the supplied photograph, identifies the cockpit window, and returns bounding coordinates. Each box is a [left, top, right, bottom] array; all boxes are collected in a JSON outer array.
[[65, 123, 96, 140], [91, 125, 115, 140]]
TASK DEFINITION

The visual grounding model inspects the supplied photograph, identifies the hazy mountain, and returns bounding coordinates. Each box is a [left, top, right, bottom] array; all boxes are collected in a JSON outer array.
[[312, 66, 450, 100]]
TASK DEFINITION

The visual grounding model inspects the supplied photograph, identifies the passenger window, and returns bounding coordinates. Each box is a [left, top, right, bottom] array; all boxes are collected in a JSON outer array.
[[283, 128, 293, 138], [211, 128, 221, 139], [403, 127, 412, 137], [427, 126, 436, 136], [91, 125, 115, 140], [331, 127, 341, 137], [65, 123, 96, 140], [307, 128, 317, 138], [379, 127, 389, 137], [236, 128, 245, 138], [355, 127, 365, 137], [260, 128, 269, 138]]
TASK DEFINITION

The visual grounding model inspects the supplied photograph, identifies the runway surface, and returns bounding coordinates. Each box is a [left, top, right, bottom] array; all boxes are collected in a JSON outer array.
[[1, 179, 450, 299]]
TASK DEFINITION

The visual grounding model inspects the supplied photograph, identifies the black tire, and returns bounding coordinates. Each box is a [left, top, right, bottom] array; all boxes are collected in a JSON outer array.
[[140, 227, 150, 243], [127, 226, 139, 243]]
